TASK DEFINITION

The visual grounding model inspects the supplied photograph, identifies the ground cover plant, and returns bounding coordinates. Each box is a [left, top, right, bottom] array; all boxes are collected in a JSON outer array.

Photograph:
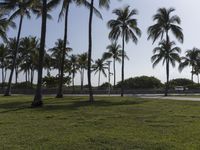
[[1, 96, 200, 149]]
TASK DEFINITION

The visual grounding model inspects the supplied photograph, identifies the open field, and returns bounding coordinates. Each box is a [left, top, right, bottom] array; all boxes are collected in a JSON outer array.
[[1, 96, 200, 149]]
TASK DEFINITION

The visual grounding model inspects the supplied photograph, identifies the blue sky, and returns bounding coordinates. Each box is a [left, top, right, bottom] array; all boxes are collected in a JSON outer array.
[[3, 0, 200, 86]]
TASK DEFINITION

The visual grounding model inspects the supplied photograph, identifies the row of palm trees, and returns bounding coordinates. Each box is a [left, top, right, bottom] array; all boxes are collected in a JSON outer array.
[[0, 0, 198, 106], [0, 36, 125, 90]]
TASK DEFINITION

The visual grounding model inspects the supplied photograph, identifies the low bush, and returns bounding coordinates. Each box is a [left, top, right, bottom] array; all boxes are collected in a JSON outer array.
[[116, 76, 163, 89]]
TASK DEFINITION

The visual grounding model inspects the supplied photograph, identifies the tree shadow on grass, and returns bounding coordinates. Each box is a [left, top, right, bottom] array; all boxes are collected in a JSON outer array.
[[0, 97, 149, 113], [0, 101, 31, 114], [42, 99, 149, 111]]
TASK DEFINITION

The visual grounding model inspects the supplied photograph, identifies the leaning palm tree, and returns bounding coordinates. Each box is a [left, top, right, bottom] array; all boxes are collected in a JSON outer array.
[[103, 42, 129, 87], [1, 0, 35, 96], [92, 58, 107, 87], [152, 40, 181, 95], [179, 48, 200, 82], [108, 6, 141, 97], [148, 7, 183, 96]]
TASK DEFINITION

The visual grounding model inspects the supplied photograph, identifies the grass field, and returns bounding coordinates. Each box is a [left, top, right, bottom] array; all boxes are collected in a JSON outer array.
[[1, 96, 200, 149]]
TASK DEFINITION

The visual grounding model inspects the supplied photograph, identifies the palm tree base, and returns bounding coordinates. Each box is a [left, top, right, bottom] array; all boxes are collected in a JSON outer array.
[[31, 100, 43, 108], [4, 90, 11, 96], [56, 94, 63, 98], [89, 96, 94, 102]]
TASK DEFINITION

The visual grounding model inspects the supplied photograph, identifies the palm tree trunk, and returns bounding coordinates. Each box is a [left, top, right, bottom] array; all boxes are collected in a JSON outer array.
[[191, 67, 194, 82], [113, 58, 116, 87], [25, 70, 27, 83], [81, 68, 84, 91], [1, 66, 4, 89], [98, 71, 101, 87], [87, 0, 94, 102], [4, 68, 7, 83], [121, 31, 125, 97], [15, 67, 18, 84], [164, 31, 170, 96], [32, 0, 47, 107], [31, 69, 34, 87], [73, 72, 75, 93], [56, 2, 70, 98], [165, 59, 169, 96], [4, 15, 23, 96]]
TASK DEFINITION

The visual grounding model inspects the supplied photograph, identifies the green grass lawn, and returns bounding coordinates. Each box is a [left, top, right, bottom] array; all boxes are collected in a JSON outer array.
[[1, 96, 200, 150]]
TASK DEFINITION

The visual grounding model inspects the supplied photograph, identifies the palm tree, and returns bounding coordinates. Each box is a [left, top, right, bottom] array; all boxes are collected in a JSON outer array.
[[103, 42, 129, 87], [0, 43, 8, 89], [87, 0, 110, 102], [148, 7, 183, 96], [69, 54, 79, 92], [0, 10, 16, 41], [32, 0, 47, 107], [19, 36, 39, 85], [108, 6, 141, 97], [1, 0, 35, 96], [179, 48, 200, 82], [78, 52, 88, 91], [152, 40, 181, 94], [92, 58, 107, 87], [148, 8, 183, 44], [48, 39, 72, 76]]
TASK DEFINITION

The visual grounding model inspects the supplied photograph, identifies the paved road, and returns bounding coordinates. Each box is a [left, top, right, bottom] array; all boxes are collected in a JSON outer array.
[[137, 95, 200, 102], [60, 94, 200, 102]]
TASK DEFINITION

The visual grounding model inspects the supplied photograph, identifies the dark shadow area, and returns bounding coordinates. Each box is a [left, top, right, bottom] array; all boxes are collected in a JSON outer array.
[[42, 99, 149, 111], [0, 97, 149, 113], [0, 101, 31, 114]]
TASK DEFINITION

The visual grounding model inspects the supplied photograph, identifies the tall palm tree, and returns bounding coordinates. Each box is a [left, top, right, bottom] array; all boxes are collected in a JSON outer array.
[[87, 0, 110, 102], [78, 52, 88, 91], [152, 40, 181, 94], [92, 58, 107, 87], [179, 48, 200, 82], [1, 0, 35, 96], [108, 6, 141, 97], [32, 0, 47, 107], [148, 7, 183, 96], [103, 42, 129, 87]]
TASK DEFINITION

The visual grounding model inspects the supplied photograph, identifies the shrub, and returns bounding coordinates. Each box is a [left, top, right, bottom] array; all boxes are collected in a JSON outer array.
[[116, 76, 163, 89], [43, 76, 71, 88], [12, 82, 34, 89], [99, 82, 112, 89], [168, 78, 194, 88]]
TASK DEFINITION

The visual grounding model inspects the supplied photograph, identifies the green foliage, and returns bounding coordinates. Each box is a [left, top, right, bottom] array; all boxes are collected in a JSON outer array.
[[43, 76, 71, 88], [99, 82, 112, 89], [168, 78, 194, 88], [116, 76, 163, 89], [12, 82, 35, 89]]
